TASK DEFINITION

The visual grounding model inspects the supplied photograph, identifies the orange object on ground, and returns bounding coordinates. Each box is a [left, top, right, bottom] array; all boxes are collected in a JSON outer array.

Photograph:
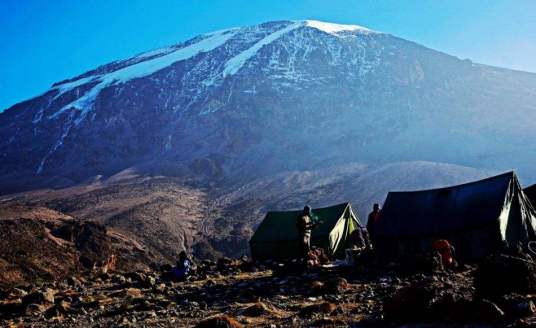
[[432, 239, 454, 268]]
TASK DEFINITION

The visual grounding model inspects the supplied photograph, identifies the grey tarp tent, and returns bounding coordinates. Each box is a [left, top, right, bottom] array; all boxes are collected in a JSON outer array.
[[250, 202, 362, 261], [374, 172, 536, 261]]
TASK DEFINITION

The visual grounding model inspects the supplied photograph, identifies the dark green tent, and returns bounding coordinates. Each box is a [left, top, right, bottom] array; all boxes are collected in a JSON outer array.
[[375, 172, 536, 261], [250, 202, 361, 261]]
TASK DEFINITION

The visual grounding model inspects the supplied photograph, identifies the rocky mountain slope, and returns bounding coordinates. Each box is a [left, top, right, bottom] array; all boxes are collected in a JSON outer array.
[[0, 205, 150, 288], [1, 20, 536, 193]]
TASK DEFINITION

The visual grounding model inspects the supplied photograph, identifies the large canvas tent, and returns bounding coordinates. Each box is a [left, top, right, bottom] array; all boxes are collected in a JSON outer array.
[[374, 172, 536, 261], [250, 202, 361, 261]]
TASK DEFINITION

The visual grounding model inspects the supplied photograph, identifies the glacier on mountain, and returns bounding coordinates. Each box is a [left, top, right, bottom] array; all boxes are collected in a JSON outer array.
[[49, 28, 239, 122]]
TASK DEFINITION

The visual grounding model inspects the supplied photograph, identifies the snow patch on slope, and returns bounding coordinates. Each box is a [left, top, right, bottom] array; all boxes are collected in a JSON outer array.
[[134, 46, 177, 60], [50, 29, 238, 123], [223, 22, 302, 77], [37, 111, 76, 174]]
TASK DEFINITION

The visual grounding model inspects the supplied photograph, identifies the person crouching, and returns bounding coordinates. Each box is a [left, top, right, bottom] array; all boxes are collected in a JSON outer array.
[[172, 251, 191, 281]]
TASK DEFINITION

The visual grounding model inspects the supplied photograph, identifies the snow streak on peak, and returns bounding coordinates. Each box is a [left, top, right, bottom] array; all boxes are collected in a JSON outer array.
[[303, 20, 376, 35], [223, 22, 302, 77], [204, 26, 240, 36], [134, 46, 177, 60]]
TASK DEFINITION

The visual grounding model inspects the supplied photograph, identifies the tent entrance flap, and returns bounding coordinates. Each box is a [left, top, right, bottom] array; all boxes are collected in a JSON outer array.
[[329, 204, 359, 258]]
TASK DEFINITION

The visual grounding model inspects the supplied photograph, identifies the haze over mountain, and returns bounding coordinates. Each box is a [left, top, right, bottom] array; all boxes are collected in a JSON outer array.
[[1, 20, 535, 259]]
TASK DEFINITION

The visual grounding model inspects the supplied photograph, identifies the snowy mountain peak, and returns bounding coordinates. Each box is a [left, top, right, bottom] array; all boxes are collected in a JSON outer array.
[[41, 19, 380, 124], [49, 20, 376, 93]]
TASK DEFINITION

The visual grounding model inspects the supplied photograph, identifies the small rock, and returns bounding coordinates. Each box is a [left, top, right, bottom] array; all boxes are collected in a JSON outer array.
[[112, 274, 127, 285], [195, 315, 243, 328], [154, 283, 166, 293], [25, 303, 48, 316], [325, 277, 348, 293], [204, 279, 216, 287], [125, 288, 143, 298], [22, 288, 55, 306], [243, 302, 270, 316], [100, 271, 112, 281], [57, 300, 71, 312], [300, 302, 338, 317], [8, 288, 28, 298], [145, 310, 157, 318], [146, 275, 156, 287], [45, 301, 70, 319], [310, 281, 324, 295], [67, 276, 82, 287], [118, 316, 131, 326], [128, 272, 147, 284]]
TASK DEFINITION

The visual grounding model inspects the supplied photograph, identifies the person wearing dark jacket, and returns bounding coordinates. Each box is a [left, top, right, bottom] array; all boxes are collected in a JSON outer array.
[[366, 203, 381, 247]]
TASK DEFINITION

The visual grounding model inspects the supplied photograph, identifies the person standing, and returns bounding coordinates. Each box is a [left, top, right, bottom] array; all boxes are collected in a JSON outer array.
[[366, 203, 381, 247], [296, 205, 320, 260]]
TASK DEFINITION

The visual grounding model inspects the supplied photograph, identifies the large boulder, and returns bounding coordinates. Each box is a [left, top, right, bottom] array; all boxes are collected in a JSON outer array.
[[474, 255, 536, 299], [383, 282, 439, 322], [383, 280, 503, 324]]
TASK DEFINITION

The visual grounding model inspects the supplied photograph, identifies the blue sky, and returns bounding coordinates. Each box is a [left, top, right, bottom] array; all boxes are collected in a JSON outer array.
[[1, 0, 535, 111]]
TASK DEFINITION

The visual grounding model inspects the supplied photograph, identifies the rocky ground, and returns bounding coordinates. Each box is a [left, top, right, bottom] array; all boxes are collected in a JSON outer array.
[[2, 254, 536, 327]]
